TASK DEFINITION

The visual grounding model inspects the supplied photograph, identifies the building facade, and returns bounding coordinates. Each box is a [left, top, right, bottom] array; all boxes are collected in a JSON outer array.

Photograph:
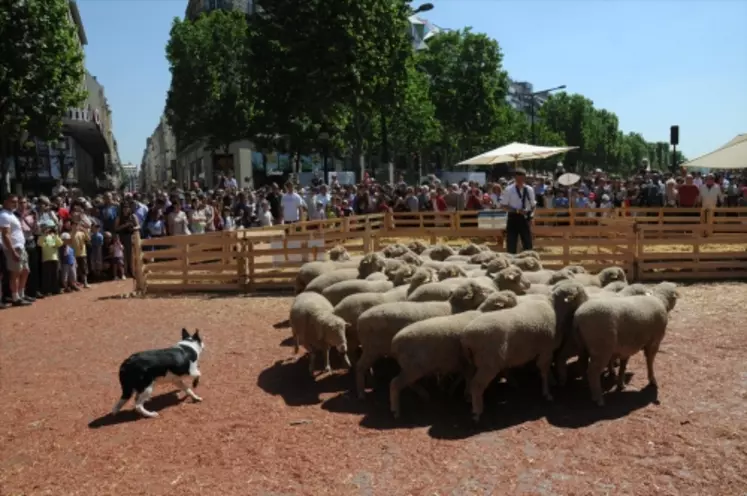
[[140, 115, 178, 191], [507, 80, 550, 118], [120, 163, 138, 192]]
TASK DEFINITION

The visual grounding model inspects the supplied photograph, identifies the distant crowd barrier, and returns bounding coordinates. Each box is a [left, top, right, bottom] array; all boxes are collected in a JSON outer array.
[[131, 207, 747, 294]]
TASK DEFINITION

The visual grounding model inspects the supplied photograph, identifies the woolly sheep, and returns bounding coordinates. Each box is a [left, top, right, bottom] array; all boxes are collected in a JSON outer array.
[[460, 280, 589, 422], [483, 256, 511, 274], [365, 272, 389, 282], [469, 251, 498, 266], [328, 244, 352, 261], [437, 264, 469, 280], [445, 255, 472, 263], [523, 269, 557, 285], [566, 266, 627, 288], [355, 280, 494, 398], [407, 278, 473, 302], [389, 290, 520, 418], [289, 292, 351, 375], [572, 282, 680, 406], [514, 250, 541, 260], [602, 280, 628, 292], [322, 279, 394, 306], [382, 243, 411, 258], [358, 252, 407, 279], [295, 260, 360, 294], [421, 244, 455, 261], [547, 268, 576, 285], [407, 240, 428, 255], [333, 269, 439, 352], [304, 268, 360, 294], [494, 266, 552, 295], [389, 264, 418, 286], [511, 256, 543, 272], [564, 265, 587, 274], [395, 251, 423, 266], [458, 243, 483, 256]]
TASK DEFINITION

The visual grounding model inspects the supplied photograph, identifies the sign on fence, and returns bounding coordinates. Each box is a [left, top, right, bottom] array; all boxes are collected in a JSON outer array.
[[270, 238, 326, 264], [478, 210, 508, 230]]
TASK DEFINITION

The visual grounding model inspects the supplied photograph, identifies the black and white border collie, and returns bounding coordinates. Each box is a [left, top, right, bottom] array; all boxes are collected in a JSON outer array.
[[112, 328, 204, 418]]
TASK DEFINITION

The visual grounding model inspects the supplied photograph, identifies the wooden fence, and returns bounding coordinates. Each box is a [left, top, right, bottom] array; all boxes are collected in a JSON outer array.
[[132, 207, 747, 294]]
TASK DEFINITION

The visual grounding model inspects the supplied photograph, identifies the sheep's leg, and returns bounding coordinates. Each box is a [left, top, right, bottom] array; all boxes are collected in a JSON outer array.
[[355, 353, 376, 400], [322, 347, 332, 374], [536, 351, 554, 401], [308, 351, 316, 375], [469, 367, 498, 423], [644, 341, 661, 388], [615, 357, 629, 391], [555, 340, 575, 387], [587, 354, 611, 407], [389, 370, 424, 419]]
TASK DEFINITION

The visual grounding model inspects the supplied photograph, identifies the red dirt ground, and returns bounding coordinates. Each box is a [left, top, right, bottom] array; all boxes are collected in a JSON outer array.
[[1, 281, 746, 496]]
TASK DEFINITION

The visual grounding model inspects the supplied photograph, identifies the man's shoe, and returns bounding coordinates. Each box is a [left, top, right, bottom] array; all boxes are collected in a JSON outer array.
[[23, 295, 36, 303], [12, 299, 31, 307]]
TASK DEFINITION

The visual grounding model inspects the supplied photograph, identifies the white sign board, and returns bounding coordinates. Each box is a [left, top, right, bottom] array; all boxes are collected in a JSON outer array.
[[329, 171, 356, 185], [440, 171, 487, 186], [270, 238, 326, 264]]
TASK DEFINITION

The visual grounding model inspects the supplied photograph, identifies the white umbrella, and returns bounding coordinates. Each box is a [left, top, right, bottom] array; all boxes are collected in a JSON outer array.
[[682, 134, 747, 169], [458, 142, 578, 166], [557, 172, 581, 187]]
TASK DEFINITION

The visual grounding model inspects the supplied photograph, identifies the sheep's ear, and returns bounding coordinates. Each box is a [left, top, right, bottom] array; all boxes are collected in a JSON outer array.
[[645, 291, 654, 296], [507, 274, 516, 280], [674, 290, 682, 298]]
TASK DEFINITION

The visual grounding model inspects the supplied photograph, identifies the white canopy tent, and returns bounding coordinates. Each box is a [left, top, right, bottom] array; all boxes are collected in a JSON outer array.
[[682, 134, 747, 169], [458, 142, 577, 166]]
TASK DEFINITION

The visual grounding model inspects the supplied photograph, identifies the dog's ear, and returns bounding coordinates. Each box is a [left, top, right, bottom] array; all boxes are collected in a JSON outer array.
[[192, 330, 201, 342], [182, 328, 190, 340]]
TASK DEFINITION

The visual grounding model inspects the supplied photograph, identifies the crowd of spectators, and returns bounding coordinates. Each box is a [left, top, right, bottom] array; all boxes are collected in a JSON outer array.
[[1, 167, 744, 309]]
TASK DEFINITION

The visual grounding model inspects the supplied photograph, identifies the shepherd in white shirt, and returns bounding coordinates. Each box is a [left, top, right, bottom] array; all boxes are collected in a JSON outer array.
[[699, 174, 723, 209], [499, 168, 536, 254]]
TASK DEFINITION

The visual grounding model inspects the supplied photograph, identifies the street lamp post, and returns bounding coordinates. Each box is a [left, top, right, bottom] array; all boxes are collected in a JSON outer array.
[[529, 84, 566, 145]]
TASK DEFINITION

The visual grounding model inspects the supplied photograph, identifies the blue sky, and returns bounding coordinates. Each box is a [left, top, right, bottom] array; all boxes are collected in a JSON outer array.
[[78, 0, 747, 166]]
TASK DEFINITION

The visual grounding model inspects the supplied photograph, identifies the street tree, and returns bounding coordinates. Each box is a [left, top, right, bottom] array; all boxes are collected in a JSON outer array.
[[0, 0, 86, 195], [165, 10, 257, 156]]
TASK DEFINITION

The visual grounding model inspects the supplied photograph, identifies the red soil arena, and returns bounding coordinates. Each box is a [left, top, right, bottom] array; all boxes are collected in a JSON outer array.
[[1, 280, 745, 495]]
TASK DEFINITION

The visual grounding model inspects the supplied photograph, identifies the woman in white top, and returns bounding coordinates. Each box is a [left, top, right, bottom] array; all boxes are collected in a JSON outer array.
[[167, 202, 190, 236], [188, 198, 208, 234]]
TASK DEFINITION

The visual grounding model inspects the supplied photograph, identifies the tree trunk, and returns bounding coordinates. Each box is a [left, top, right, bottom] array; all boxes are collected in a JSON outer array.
[[0, 137, 10, 200]]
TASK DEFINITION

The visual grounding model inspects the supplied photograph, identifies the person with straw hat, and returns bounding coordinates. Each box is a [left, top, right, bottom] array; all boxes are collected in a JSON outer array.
[[500, 167, 536, 254]]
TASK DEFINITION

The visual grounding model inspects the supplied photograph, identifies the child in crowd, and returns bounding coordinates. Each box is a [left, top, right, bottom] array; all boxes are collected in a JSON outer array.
[[39, 225, 62, 295], [222, 207, 235, 231], [60, 232, 79, 292], [90, 224, 104, 280], [110, 233, 125, 280], [259, 200, 273, 226], [71, 222, 90, 288]]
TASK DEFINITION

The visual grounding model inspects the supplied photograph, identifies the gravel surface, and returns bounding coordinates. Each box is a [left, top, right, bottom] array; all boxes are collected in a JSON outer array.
[[1, 280, 745, 495]]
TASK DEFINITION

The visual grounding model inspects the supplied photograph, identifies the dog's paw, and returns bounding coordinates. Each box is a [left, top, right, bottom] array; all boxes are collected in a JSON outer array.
[[192, 395, 203, 403]]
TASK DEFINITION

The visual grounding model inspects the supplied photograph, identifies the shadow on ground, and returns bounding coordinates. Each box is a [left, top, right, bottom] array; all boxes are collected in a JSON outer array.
[[257, 352, 352, 406], [319, 363, 658, 440], [88, 392, 185, 428]]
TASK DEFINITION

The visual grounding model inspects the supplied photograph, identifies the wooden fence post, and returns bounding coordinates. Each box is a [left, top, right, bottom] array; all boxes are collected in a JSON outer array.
[[247, 241, 255, 292], [363, 217, 372, 253], [384, 211, 393, 232], [181, 242, 190, 286]]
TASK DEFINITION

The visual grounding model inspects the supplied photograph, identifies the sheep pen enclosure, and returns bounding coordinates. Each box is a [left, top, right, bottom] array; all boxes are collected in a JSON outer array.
[[2, 280, 745, 495]]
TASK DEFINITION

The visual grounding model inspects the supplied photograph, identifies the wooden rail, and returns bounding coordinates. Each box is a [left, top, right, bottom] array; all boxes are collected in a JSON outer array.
[[132, 207, 747, 294]]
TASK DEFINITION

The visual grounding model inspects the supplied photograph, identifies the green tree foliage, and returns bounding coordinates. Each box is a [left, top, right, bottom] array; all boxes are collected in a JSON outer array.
[[165, 10, 256, 152], [0, 0, 86, 191], [416, 28, 509, 163]]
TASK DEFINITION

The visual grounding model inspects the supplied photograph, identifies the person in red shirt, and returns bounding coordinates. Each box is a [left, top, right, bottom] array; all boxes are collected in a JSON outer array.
[[677, 174, 700, 209], [465, 188, 483, 210], [430, 190, 447, 211]]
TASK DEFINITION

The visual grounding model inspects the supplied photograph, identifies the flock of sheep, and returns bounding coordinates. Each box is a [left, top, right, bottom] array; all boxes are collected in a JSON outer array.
[[289, 240, 680, 422]]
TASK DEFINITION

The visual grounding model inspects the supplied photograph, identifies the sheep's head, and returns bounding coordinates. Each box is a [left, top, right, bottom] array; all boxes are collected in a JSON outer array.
[[564, 265, 587, 274], [448, 280, 495, 311], [495, 266, 531, 294], [390, 264, 416, 285], [427, 244, 456, 261], [396, 251, 423, 266], [512, 257, 542, 272], [407, 267, 437, 293], [515, 250, 540, 260], [382, 243, 409, 259], [483, 255, 510, 274], [478, 290, 519, 312], [618, 283, 650, 297], [470, 251, 498, 266], [320, 313, 351, 356], [598, 266, 627, 286], [653, 281, 680, 312], [602, 280, 628, 293], [328, 244, 351, 261], [358, 253, 386, 278], [437, 264, 468, 280], [407, 240, 428, 255], [478, 244, 492, 252], [458, 243, 482, 256]]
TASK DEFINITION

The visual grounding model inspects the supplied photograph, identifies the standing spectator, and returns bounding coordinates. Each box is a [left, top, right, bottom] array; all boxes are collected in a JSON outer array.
[[110, 234, 126, 280], [90, 224, 104, 279], [0, 194, 32, 306], [18, 197, 43, 299], [114, 203, 140, 277], [39, 225, 62, 295], [188, 197, 208, 234], [98, 192, 118, 234], [167, 201, 190, 236], [677, 174, 700, 208], [71, 222, 90, 288], [266, 183, 282, 223], [259, 201, 273, 226], [281, 182, 304, 224], [405, 187, 419, 212], [699, 173, 723, 210], [59, 232, 78, 292]]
